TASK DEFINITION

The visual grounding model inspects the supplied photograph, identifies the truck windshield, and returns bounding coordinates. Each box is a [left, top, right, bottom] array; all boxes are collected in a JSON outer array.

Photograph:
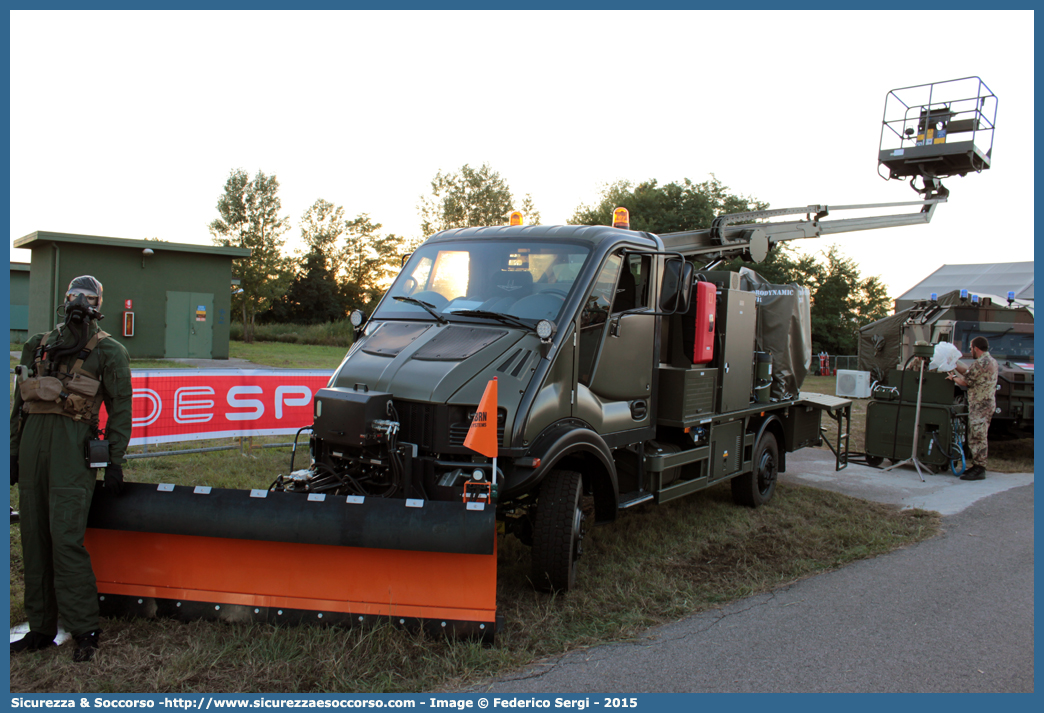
[[953, 323, 1034, 362], [373, 240, 591, 325]]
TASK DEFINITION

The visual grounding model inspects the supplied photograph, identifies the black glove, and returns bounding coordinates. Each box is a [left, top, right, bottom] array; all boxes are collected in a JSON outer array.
[[10, 454, 18, 487], [103, 464, 124, 496]]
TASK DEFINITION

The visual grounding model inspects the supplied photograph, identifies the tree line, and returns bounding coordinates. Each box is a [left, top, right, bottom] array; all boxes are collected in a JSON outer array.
[[210, 165, 890, 353]]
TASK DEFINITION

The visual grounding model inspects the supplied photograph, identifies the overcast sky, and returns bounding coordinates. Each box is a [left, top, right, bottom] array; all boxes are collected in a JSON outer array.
[[9, 10, 1034, 299]]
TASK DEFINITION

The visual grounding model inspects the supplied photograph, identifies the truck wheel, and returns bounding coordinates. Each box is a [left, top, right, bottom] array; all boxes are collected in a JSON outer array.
[[865, 455, 883, 468], [531, 469, 586, 593], [731, 431, 779, 508]]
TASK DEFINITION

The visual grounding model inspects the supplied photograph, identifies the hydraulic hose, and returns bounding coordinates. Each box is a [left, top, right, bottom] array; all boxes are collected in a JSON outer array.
[[950, 445, 966, 476], [928, 430, 965, 476], [288, 425, 313, 472], [47, 316, 91, 362]]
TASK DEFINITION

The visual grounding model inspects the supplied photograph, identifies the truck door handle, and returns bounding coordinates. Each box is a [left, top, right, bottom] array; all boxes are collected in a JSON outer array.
[[630, 400, 648, 420], [610, 316, 621, 337]]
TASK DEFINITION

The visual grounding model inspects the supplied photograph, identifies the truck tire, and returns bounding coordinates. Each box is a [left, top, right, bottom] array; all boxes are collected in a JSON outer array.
[[731, 431, 778, 508], [531, 469, 586, 593]]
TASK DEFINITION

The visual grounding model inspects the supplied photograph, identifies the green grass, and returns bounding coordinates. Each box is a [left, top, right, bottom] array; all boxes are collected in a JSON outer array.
[[229, 341, 347, 370], [231, 321, 355, 347], [10, 441, 940, 693], [10, 516, 25, 626]]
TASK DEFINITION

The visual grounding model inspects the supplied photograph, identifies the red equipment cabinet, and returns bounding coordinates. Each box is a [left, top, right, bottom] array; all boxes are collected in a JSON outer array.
[[692, 280, 716, 364]]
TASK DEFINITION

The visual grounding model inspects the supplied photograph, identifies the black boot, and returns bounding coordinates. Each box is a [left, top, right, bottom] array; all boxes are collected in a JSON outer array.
[[10, 631, 56, 654], [72, 629, 101, 662], [960, 465, 986, 481]]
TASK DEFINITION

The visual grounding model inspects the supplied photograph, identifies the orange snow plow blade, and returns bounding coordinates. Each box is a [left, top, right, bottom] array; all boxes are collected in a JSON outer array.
[[84, 482, 499, 638]]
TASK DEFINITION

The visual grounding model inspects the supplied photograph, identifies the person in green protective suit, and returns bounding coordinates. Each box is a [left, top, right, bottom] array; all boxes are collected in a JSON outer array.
[[9, 275, 132, 662]]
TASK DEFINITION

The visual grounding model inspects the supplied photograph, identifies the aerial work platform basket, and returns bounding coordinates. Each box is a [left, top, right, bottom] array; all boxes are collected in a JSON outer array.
[[879, 76, 996, 183]]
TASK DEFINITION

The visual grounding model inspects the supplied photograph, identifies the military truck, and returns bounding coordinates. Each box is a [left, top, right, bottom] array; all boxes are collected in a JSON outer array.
[[84, 77, 997, 637], [82, 196, 960, 636], [858, 290, 1033, 438]]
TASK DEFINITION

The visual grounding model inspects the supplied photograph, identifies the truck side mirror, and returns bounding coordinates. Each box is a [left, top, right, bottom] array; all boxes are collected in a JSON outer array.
[[660, 259, 694, 313]]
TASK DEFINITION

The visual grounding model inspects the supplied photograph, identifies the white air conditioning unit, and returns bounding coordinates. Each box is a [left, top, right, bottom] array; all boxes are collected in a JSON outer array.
[[836, 369, 872, 398]]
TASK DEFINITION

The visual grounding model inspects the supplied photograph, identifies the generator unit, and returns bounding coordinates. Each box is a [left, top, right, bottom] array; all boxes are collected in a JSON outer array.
[[863, 368, 968, 472]]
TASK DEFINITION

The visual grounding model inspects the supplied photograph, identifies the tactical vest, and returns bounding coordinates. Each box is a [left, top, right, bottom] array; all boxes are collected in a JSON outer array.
[[19, 330, 111, 425]]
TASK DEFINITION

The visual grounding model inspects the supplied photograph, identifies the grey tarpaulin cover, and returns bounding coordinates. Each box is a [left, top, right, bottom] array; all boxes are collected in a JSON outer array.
[[738, 268, 811, 400]]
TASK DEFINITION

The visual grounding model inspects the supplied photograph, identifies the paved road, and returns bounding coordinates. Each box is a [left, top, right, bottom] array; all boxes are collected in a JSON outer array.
[[471, 453, 1034, 693]]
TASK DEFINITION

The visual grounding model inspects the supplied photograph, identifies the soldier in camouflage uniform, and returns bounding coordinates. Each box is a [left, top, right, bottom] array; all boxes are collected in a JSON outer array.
[[949, 336, 998, 481], [9, 276, 132, 662]]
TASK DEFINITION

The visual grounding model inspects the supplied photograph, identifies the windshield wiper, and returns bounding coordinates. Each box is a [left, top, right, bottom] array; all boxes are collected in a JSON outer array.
[[393, 296, 447, 324], [452, 310, 535, 332]]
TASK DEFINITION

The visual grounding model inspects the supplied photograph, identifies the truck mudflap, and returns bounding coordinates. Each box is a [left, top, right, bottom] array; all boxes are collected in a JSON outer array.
[[84, 482, 499, 638]]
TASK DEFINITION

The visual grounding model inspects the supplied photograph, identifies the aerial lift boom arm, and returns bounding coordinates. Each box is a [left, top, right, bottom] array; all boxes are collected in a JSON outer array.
[[660, 193, 947, 266]]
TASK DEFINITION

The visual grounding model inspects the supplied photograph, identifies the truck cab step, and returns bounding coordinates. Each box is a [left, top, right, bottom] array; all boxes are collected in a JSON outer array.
[[618, 492, 655, 509]]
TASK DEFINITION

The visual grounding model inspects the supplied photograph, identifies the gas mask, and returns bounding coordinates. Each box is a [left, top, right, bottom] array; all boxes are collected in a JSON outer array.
[[64, 293, 102, 324], [50, 277, 105, 362]]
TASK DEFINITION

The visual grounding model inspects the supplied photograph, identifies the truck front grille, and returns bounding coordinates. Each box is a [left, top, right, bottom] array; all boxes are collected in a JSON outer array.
[[392, 400, 435, 448], [393, 400, 506, 451], [448, 424, 505, 448]]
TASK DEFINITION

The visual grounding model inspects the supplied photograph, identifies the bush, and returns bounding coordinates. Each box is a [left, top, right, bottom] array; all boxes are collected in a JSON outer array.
[[230, 320, 355, 347]]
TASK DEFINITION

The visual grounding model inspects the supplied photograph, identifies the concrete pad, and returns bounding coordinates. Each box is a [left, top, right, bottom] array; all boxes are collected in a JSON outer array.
[[783, 447, 1033, 515]]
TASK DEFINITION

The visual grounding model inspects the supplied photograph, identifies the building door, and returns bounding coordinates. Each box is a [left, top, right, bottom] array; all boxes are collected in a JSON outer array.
[[165, 291, 214, 358]]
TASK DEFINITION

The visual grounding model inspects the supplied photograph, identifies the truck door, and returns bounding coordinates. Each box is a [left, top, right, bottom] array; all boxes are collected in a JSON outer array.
[[575, 251, 655, 437]]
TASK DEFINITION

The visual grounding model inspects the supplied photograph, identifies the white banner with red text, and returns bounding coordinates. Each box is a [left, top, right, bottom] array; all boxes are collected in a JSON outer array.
[[99, 370, 334, 446]]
